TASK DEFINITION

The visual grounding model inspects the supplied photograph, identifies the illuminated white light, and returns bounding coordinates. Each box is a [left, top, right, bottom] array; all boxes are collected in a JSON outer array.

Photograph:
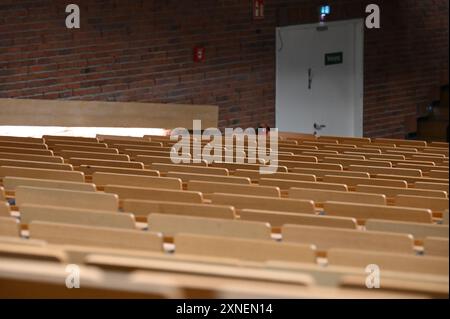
[[0, 126, 168, 138]]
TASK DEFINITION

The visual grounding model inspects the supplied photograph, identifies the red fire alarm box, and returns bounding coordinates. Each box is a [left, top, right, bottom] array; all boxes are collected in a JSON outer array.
[[253, 0, 264, 20], [193, 47, 205, 62]]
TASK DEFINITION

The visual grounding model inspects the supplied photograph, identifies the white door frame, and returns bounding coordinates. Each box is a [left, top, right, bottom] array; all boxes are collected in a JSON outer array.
[[275, 19, 364, 137]]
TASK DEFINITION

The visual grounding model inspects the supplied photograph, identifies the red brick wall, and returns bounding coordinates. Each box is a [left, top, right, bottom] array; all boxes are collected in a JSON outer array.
[[0, 0, 448, 137]]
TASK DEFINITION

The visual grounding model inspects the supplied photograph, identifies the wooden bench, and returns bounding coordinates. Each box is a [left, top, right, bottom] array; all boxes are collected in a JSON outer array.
[[322, 175, 407, 188], [123, 199, 236, 219], [151, 163, 229, 176], [239, 209, 357, 229], [174, 233, 316, 263], [328, 248, 449, 276], [0, 152, 64, 163], [365, 219, 449, 241], [60, 150, 130, 161], [289, 188, 386, 206], [51, 144, 120, 154], [0, 159, 73, 171], [234, 170, 316, 183], [394, 195, 449, 212], [260, 178, 348, 192], [0, 217, 20, 237], [135, 155, 196, 166], [3, 176, 96, 193], [92, 172, 182, 190], [0, 146, 53, 156], [0, 141, 48, 150], [78, 165, 159, 177], [290, 162, 344, 171], [323, 157, 392, 168], [348, 165, 422, 177], [423, 237, 449, 257], [211, 193, 316, 214], [104, 185, 203, 204], [282, 224, 415, 254], [0, 166, 84, 183], [414, 182, 449, 193], [167, 172, 251, 185], [429, 170, 449, 179], [68, 158, 144, 169], [290, 168, 370, 179], [15, 186, 119, 211], [355, 185, 448, 199], [45, 139, 108, 148], [29, 221, 163, 252], [323, 201, 433, 224], [20, 204, 136, 229], [187, 180, 280, 198], [148, 213, 271, 240]]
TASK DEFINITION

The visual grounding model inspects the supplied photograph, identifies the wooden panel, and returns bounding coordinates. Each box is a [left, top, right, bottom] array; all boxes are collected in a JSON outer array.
[[68, 158, 144, 169], [78, 165, 159, 177], [395, 195, 449, 212], [29, 221, 163, 252], [365, 219, 449, 241], [0, 166, 84, 182], [323, 175, 407, 188], [92, 172, 182, 190], [0, 152, 63, 163], [3, 176, 96, 192], [355, 185, 448, 198], [187, 180, 280, 198], [20, 204, 136, 229], [211, 193, 315, 214], [148, 213, 271, 239], [240, 209, 357, 229], [328, 249, 448, 276], [0, 98, 218, 128], [15, 186, 119, 211], [123, 199, 235, 219], [151, 163, 228, 176], [104, 185, 203, 203], [323, 201, 433, 223], [444, 210, 449, 225], [282, 224, 415, 253], [348, 165, 422, 177], [289, 188, 386, 205], [260, 178, 348, 191], [175, 233, 316, 263], [424, 237, 449, 257], [0, 159, 73, 171], [167, 172, 251, 185], [0, 136, 43, 143], [0, 217, 19, 237]]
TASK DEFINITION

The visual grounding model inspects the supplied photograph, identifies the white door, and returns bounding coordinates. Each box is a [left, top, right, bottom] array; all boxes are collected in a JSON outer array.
[[276, 19, 364, 137]]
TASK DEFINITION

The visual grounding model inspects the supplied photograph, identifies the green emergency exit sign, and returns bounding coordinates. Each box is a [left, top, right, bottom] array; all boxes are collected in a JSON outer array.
[[325, 52, 343, 65]]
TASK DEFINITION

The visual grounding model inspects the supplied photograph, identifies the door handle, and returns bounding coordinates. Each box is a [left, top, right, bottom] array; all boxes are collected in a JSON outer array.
[[308, 68, 312, 90]]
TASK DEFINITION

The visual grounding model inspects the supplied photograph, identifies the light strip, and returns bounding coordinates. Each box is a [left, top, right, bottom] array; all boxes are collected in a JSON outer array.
[[0, 126, 168, 138]]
